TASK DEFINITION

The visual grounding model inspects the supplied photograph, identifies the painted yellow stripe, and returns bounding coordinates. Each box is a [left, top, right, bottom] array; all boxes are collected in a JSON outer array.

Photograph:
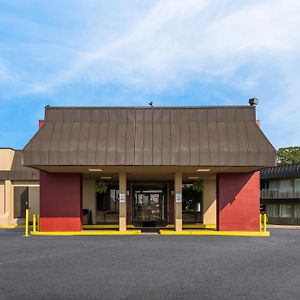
[[31, 230, 141, 236], [1, 224, 139, 230], [159, 230, 270, 237], [83, 224, 119, 229], [1, 224, 214, 230], [165, 224, 216, 229], [82, 224, 138, 229], [0, 225, 33, 229]]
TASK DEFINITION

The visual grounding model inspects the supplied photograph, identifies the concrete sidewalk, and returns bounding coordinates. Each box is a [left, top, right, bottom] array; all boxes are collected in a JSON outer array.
[[268, 224, 300, 229]]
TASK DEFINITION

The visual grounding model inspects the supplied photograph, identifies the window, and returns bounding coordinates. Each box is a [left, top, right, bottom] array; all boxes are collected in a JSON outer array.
[[96, 187, 119, 212], [109, 189, 119, 211], [14, 187, 28, 218], [268, 181, 277, 191], [96, 186, 119, 224], [294, 205, 300, 219], [279, 179, 292, 192], [13, 186, 39, 218], [279, 204, 292, 218], [295, 179, 300, 193], [266, 205, 278, 218]]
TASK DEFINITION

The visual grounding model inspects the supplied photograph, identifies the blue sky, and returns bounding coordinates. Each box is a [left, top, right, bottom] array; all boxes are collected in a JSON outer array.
[[0, 0, 299, 149]]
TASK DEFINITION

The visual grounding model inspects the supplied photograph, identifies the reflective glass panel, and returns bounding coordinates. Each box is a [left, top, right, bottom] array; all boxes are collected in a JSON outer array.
[[279, 204, 292, 218], [266, 204, 278, 218]]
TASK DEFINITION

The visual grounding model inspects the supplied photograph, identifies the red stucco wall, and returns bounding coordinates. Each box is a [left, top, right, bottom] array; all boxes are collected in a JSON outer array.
[[40, 172, 82, 231], [217, 172, 260, 231]]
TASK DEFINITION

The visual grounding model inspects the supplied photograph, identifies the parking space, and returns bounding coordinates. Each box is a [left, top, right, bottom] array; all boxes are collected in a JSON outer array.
[[0, 229, 300, 299]]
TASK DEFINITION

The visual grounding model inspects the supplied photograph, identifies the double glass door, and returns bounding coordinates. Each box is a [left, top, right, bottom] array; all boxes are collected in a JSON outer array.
[[133, 188, 166, 221]]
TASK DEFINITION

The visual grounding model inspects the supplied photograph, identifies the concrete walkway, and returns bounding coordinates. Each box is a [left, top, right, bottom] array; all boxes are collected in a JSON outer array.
[[268, 224, 300, 229]]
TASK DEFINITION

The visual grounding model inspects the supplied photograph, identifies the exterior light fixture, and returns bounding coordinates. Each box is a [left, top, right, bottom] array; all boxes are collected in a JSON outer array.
[[196, 168, 211, 172], [249, 98, 258, 106], [100, 176, 112, 180], [88, 168, 103, 172]]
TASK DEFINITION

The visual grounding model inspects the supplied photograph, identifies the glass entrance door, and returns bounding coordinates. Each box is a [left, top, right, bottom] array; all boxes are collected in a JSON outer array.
[[133, 187, 167, 222]]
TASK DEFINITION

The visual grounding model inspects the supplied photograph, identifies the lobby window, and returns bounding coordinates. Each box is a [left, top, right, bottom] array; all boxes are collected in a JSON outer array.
[[97, 188, 119, 211], [96, 185, 119, 223], [182, 182, 203, 223], [279, 204, 292, 218]]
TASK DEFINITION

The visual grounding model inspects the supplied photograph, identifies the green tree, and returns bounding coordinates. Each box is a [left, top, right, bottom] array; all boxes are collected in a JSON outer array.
[[277, 147, 300, 165]]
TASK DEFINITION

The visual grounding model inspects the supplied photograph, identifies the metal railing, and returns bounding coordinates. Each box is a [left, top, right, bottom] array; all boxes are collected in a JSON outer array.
[[261, 190, 300, 199]]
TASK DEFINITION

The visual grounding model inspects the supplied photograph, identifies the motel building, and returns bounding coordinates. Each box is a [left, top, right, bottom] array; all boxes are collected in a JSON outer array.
[[0, 104, 276, 234]]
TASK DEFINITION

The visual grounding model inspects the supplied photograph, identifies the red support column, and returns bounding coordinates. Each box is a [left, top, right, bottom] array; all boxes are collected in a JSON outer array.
[[40, 172, 82, 231], [217, 172, 260, 231]]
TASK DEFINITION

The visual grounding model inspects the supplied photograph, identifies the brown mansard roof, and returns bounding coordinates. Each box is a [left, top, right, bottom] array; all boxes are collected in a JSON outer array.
[[23, 106, 276, 168], [0, 150, 39, 180]]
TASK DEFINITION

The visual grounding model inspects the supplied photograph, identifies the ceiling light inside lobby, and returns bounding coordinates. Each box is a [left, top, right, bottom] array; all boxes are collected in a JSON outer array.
[[188, 176, 199, 180], [196, 168, 211, 172], [101, 176, 112, 180], [88, 168, 103, 172]]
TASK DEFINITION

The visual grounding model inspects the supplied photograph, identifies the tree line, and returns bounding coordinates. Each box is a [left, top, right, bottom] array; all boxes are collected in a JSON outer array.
[[276, 146, 300, 166]]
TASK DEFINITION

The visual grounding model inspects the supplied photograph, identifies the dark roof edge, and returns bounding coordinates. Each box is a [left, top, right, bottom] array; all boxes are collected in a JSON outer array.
[[45, 105, 255, 109], [261, 163, 300, 179]]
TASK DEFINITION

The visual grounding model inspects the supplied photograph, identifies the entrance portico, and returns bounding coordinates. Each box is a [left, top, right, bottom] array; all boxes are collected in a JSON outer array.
[[22, 105, 276, 232], [35, 165, 261, 232]]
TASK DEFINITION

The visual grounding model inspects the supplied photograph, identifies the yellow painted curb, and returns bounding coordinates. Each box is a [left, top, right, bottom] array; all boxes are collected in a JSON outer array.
[[83, 224, 119, 229], [159, 230, 270, 237], [82, 224, 138, 229], [165, 224, 216, 229], [31, 230, 141, 236], [0, 225, 33, 229]]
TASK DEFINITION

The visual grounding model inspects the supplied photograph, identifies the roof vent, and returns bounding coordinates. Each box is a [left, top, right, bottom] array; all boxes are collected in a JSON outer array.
[[249, 98, 258, 106]]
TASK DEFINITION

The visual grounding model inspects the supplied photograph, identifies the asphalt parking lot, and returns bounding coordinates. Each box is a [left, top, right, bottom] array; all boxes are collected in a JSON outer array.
[[0, 229, 300, 300]]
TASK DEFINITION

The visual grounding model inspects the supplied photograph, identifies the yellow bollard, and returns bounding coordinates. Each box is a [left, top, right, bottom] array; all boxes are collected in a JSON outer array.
[[24, 208, 30, 237], [263, 213, 267, 233], [33, 214, 36, 233], [259, 214, 262, 232], [37, 214, 40, 231]]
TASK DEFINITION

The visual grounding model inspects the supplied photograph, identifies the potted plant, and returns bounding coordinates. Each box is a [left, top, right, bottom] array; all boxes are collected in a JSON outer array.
[[96, 181, 108, 194]]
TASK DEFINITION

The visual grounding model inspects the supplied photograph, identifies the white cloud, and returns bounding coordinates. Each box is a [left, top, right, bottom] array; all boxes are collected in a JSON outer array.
[[29, 0, 299, 92]]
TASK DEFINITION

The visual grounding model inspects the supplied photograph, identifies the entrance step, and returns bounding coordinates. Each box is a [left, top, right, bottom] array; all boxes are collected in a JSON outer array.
[[142, 221, 156, 227], [141, 227, 160, 233], [141, 232, 159, 235]]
